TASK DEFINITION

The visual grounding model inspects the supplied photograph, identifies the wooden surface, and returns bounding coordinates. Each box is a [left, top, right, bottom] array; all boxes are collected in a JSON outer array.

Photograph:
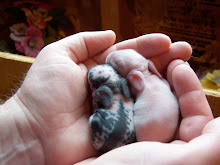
[[204, 89, 220, 118], [100, 0, 120, 41], [0, 52, 34, 101], [100, 0, 135, 42]]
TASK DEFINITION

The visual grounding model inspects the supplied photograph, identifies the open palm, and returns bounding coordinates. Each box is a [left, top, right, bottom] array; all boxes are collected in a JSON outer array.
[[15, 31, 205, 165]]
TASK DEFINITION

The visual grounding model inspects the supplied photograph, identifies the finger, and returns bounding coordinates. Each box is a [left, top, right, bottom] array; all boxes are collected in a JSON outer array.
[[122, 33, 172, 57], [40, 31, 116, 64], [183, 117, 220, 164], [170, 63, 213, 142], [151, 41, 192, 75], [166, 59, 188, 90], [89, 142, 187, 165], [74, 157, 96, 165], [202, 117, 220, 134], [105, 49, 150, 77], [94, 33, 171, 64], [95, 35, 192, 77], [89, 120, 220, 165]]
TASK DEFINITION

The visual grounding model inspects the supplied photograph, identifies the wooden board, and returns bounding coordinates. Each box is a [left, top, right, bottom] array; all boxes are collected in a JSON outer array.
[[100, 0, 120, 41], [0, 52, 34, 102], [204, 89, 220, 118]]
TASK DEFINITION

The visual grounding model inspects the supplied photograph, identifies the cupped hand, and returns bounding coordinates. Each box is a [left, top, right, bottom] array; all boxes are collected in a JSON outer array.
[[15, 31, 213, 165], [81, 61, 218, 165], [16, 31, 116, 165], [76, 34, 216, 164]]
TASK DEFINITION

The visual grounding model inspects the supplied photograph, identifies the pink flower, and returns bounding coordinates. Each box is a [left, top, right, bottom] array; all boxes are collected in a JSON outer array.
[[14, 26, 44, 57], [25, 26, 42, 37], [9, 23, 27, 41], [21, 35, 44, 57]]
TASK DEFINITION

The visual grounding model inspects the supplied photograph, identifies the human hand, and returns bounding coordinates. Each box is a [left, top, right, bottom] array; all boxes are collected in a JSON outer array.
[[11, 31, 116, 165], [1, 31, 213, 165], [0, 31, 116, 165], [76, 37, 216, 164]]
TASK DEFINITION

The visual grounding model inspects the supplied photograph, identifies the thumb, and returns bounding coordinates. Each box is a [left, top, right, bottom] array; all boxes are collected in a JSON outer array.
[[38, 30, 116, 64], [88, 142, 186, 165]]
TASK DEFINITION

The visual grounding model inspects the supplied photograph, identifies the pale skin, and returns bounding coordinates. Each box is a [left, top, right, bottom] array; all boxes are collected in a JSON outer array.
[[106, 49, 180, 143], [0, 31, 218, 165]]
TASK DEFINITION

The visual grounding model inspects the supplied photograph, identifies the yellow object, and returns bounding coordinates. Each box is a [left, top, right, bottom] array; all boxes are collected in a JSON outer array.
[[201, 70, 220, 91]]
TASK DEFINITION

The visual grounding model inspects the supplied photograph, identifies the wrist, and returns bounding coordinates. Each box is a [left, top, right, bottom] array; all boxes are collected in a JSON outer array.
[[0, 93, 44, 165]]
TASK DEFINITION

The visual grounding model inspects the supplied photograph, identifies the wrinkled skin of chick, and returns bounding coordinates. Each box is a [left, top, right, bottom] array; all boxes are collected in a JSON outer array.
[[87, 64, 136, 154], [106, 49, 179, 142]]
